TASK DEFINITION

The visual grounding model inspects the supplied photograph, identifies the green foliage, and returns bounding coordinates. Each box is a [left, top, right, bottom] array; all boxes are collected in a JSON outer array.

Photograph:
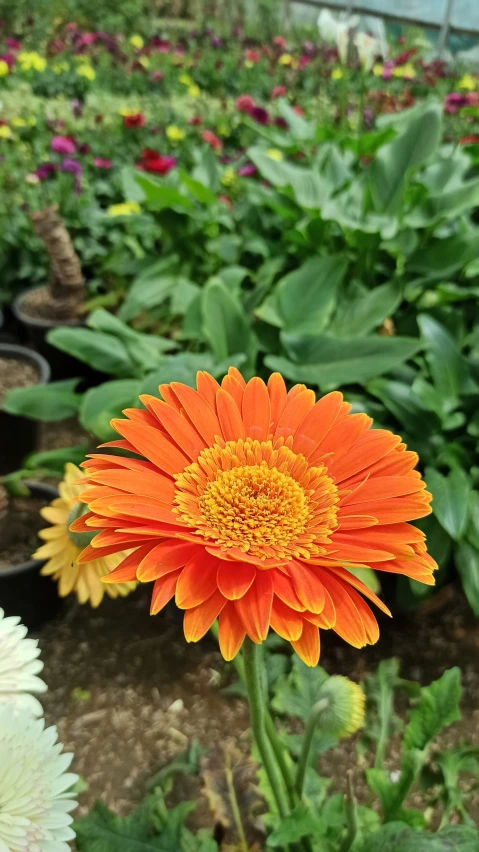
[[1, 379, 82, 421], [364, 822, 479, 851]]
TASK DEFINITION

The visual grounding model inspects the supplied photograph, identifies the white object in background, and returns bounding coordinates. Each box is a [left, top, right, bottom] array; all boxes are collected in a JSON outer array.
[[354, 31, 383, 71], [0, 606, 47, 716], [317, 7, 359, 63], [0, 706, 78, 851]]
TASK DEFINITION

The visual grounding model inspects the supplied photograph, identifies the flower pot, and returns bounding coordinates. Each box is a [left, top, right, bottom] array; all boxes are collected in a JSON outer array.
[[0, 343, 51, 475], [13, 286, 107, 386], [0, 482, 64, 628]]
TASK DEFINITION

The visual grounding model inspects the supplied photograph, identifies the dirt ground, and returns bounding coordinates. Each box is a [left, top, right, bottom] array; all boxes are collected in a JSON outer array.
[[36, 584, 479, 843]]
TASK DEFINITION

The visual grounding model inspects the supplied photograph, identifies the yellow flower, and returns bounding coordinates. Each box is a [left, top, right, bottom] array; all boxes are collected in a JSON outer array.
[[166, 125, 185, 142], [119, 106, 141, 117], [244, 59, 254, 69], [458, 73, 476, 90], [130, 34, 144, 50], [52, 61, 69, 74], [179, 72, 193, 85], [18, 51, 46, 72], [0, 126, 13, 139], [107, 201, 141, 217], [138, 56, 149, 68], [314, 676, 365, 738], [77, 64, 95, 80], [373, 63, 383, 76], [0, 60, 9, 77], [279, 53, 293, 65], [331, 68, 343, 80], [266, 148, 284, 161], [188, 84, 200, 98], [33, 463, 136, 607], [392, 63, 415, 78], [221, 167, 237, 187], [12, 117, 26, 127]]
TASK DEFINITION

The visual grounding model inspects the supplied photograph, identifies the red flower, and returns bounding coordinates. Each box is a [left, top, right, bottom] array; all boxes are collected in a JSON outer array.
[[123, 113, 146, 128], [271, 85, 286, 98], [236, 94, 255, 113], [219, 194, 233, 208], [151, 70, 163, 82], [273, 36, 287, 48], [93, 157, 113, 168], [188, 115, 202, 125], [245, 49, 260, 63], [202, 129, 222, 151], [459, 135, 479, 145], [293, 105, 305, 116], [137, 148, 177, 174], [250, 106, 269, 125]]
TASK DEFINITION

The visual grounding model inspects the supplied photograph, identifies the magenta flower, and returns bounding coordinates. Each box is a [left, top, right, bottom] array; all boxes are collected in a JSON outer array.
[[51, 136, 76, 155], [93, 157, 113, 169], [238, 163, 257, 177], [61, 158, 82, 175], [249, 106, 269, 125], [35, 162, 57, 180]]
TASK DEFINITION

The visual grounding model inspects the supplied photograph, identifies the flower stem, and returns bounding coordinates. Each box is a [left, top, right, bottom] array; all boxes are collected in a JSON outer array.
[[339, 771, 358, 852], [242, 638, 290, 820], [295, 698, 328, 798]]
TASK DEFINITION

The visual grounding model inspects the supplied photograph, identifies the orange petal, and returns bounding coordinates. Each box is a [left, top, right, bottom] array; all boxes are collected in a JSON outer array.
[[82, 454, 158, 474], [150, 570, 181, 615], [139, 395, 206, 460], [70, 511, 95, 533], [197, 371, 220, 409], [242, 377, 271, 442], [88, 468, 175, 502], [218, 602, 246, 660], [311, 413, 371, 466], [111, 419, 189, 476], [137, 540, 200, 582], [330, 432, 402, 483], [235, 570, 273, 643], [227, 366, 246, 388], [325, 565, 391, 616], [175, 551, 220, 608], [183, 589, 227, 641], [268, 373, 288, 432], [291, 620, 320, 666], [221, 374, 244, 409], [304, 587, 336, 628], [292, 392, 347, 458], [159, 383, 182, 411], [101, 545, 153, 583], [78, 539, 156, 563], [270, 597, 303, 641], [315, 570, 367, 648], [216, 389, 245, 442], [170, 383, 222, 445], [217, 561, 256, 600], [289, 561, 326, 614], [287, 383, 307, 400], [88, 496, 182, 526], [274, 389, 315, 442], [122, 407, 159, 428], [271, 568, 306, 612]]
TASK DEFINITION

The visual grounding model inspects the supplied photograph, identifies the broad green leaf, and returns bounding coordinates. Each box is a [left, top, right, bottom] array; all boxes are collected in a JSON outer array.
[[178, 169, 217, 205], [2, 379, 81, 422], [170, 279, 201, 315], [407, 177, 479, 228], [455, 540, 479, 616], [276, 98, 315, 140], [364, 822, 479, 852], [134, 173, 194, 211], [408, 232, 479, 280], [272, 656, 328, 719], [80, 380, 141, 440], [47, 327, 135, 377], [248, 147, 325, 208], [370, 102, 442, 213], [119, 273, 175, 322], [425, 467, 470, 540], [120, 165, 146, 203], [366, 749, 425, 824], [87, 309, 177, 373], [24, 444, 88, 473], [267, 335, 422, 389], [202, 280, 255, 371], [331, 282, 401, 337], [367, 378, 436, 437], [403, 668, 462, 752], [256, 255, 348, 334], [418, 314, 474, 403], [266, 804, 321, 847], [140, 354, 246, 395]]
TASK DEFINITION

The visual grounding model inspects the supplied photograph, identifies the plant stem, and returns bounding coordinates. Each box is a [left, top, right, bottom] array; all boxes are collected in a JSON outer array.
[[339, 771, 358, 852], [225, 749, 249, 852], [242, 638, 290, 820], [295, 698, 328, 798]]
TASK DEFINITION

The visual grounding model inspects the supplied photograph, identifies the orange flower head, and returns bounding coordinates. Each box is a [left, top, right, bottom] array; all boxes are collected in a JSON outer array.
[[75, 368, 436, 666]]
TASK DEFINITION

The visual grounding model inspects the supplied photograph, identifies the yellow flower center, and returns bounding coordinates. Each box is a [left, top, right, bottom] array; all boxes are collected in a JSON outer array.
[[174, 437, 339, 563]]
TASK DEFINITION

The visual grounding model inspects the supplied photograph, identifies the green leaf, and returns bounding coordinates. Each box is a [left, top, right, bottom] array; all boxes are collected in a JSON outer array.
[[47, 327, 135, 377], [366, 749, 425, 824], [266, 804, 321, 847], [272, 656, 329, 718], [24, 444, 88, 473], [119, 269, 176, 322], [403, 668, 462, 752], [331, 282, 401, 337], [407, 178, 479, 228], [178, 169, 217, 205], [87, 309, 177, 373], [455, 540, 479, 616], [267, 335, 422, 390], [80, 380, 141, 440], [256, 255, 348, 333], [2, 378, 82, 422], [120, 165, 146, 203], [202, 280, 255, 370], [248, 147, 325, 209], [134, 173, 194, 212], [367, 378, 436, 437], [370, 102, 442, 213], [140, 354, 246, 395], [276, 98, 315, 140], [364, 822, 479, 851], [425, 467, 470, 540], [408, 232, 479, 280], [418, 314, 473, 403]]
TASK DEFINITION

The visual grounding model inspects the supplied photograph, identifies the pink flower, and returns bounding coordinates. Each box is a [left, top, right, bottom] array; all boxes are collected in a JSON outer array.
[[151, 70, 164, 82], [245, 49, 260, 63], [273, 36, 287, 48], [202, 129, 222, 151], [238, 163, 256, 177], [5, 38, 21, 49], [299, 55, 311, 69], [236, 94, 255, 113], [51, 136, 76, 155], [219, 194, 233, 209], [271, 85, 286, 98], [93, 157, 113, 168]]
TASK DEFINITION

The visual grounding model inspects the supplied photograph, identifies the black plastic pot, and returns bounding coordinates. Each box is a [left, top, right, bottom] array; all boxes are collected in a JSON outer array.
[[0, 344, 51, 475], [0, 482, 64, 628], [12, 286, 82, 381]]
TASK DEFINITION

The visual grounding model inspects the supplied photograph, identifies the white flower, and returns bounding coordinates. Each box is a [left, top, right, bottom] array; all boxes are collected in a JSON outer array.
[[354, 31, 381, 72], [0, 607, 47, 716], [317, 8, 359, 64], [0, 706, 78, 851]]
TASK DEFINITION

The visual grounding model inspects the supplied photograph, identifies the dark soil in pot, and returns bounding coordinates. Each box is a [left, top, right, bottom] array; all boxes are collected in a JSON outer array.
[[13, 285, 107, 386], [0, 481, 63, 628], [0, 343, 51, 475]]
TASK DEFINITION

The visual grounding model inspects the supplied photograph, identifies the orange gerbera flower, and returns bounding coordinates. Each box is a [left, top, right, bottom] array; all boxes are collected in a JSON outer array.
[[74, 368, 436, 666]]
